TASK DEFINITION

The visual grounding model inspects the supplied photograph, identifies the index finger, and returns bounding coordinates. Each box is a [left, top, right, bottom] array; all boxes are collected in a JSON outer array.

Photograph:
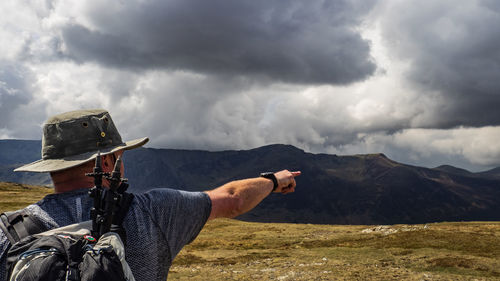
[[291, 171, 301, 177]]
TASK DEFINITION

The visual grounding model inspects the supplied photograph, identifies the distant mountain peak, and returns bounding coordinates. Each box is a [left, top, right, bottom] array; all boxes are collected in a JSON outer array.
[[250, 144, 305, 153], [478, 166, 500, 178], [354, 153, 399, 169], [362, 153, 388, 158], [433, 165, 472, 175]]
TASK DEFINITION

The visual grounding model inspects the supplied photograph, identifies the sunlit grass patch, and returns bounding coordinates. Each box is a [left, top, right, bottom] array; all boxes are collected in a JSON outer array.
[[0, 182, 52, 212], [424, 256, 500, 278], [170, 219, 500, 280]]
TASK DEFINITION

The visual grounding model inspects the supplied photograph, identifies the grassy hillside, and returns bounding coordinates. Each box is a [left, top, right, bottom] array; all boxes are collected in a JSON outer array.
[[1, 183, 499, 280], [0, 182, 52, 212]]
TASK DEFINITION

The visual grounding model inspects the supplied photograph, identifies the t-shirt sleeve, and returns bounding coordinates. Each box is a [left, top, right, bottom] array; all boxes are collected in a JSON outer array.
[[135, 188, 212, 259]]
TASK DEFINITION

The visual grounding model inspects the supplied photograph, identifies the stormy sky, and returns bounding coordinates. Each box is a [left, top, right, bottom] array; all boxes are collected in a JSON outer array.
[[1, 0, 500, 171]]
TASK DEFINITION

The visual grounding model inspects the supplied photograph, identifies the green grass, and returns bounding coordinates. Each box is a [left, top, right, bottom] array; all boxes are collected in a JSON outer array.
[[1, 182, 499, 280]]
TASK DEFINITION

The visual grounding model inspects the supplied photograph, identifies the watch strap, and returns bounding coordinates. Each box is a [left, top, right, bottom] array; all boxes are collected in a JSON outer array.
[[260, 172, 278, 192]]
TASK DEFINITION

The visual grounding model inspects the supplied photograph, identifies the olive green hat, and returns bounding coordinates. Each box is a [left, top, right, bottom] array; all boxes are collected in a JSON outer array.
[[14, 109, 149, 173]]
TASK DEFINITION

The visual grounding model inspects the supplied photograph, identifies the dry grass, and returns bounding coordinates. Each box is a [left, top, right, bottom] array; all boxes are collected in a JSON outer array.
[[170, 220, 500, 280], [1, 182, 499, 280], [0, 182, 52, 213]]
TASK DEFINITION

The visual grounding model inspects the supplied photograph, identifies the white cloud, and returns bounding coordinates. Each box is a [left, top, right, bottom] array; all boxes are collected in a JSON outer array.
[[394, 127, 500, 167], [325, 127, 500, 171], [375, 0, 500, 127]]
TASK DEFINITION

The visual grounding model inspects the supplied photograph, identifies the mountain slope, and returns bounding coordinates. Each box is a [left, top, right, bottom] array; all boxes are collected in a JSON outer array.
[[0, 140, 51, 185], [124, 147, 500, 224], [1, 140, 499, 224]]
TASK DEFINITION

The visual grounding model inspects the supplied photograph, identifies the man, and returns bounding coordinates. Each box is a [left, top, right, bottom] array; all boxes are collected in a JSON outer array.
[[0, 109, 300, 281]]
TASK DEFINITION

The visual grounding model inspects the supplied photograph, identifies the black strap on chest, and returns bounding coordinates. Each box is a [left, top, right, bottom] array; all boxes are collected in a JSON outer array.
[[87, 153, 132, 242], [0, 209, 48, 244]]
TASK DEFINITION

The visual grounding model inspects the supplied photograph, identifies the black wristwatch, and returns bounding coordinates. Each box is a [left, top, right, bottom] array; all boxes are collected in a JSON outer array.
[[260, 172, 278, 192]]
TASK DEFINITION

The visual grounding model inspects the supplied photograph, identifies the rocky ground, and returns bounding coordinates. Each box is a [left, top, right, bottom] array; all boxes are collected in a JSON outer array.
[[170, 219, 500, 280]]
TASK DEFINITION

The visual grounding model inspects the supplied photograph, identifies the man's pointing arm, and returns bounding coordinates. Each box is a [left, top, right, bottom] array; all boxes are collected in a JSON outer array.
[[205, 170, 301, 220]]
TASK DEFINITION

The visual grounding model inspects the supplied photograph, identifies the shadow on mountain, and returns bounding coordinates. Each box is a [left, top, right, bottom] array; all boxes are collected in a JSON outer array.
[[1, 140, 499, 225]]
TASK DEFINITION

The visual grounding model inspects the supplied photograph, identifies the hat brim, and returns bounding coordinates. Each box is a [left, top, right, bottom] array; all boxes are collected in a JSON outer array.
[[14, 137, 149, 173]]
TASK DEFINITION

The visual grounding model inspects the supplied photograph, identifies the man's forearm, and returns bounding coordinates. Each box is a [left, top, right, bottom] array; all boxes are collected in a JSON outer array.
[[205, 170, 300, 220], [205, 177, 274, 219], [229, 177, 275, 215]]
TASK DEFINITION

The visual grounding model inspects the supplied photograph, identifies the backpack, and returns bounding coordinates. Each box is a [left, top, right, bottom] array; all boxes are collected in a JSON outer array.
[[0, 155, 136, 281]]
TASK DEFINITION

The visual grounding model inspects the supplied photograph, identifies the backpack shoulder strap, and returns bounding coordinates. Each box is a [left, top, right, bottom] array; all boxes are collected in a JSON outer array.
[[109, 192, 134, 243], [0, 210, 48, 244], [0, 212, 17, 244], [113, 192, 134, 226]]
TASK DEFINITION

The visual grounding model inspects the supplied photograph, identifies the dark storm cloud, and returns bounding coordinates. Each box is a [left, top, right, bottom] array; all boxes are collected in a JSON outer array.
[[56, 0, 376, 84], [0, 62, 45, 137], [378, 0, 500, 128], [0, 64, 32, 127]]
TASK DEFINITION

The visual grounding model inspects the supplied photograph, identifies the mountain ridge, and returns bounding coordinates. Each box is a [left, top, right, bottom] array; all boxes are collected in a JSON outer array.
[[1, 140, 499, 224]]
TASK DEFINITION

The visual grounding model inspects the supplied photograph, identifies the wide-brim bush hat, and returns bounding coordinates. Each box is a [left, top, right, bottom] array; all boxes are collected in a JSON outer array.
[[14, 109, 149, 173]]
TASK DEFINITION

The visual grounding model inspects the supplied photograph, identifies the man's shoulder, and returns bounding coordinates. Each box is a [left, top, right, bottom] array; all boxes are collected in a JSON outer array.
[[130, 187, 211, 218], [132, 188, 209, 205]]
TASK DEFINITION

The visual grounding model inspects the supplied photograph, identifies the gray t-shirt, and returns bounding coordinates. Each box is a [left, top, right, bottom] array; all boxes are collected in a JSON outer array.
[[0, 188, 212, 281]]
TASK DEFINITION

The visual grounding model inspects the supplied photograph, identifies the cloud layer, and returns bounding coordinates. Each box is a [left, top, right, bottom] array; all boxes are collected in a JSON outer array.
[[2, 0, 500, 171], [378, 0, 500, 128], [36, 0, 377, 84]]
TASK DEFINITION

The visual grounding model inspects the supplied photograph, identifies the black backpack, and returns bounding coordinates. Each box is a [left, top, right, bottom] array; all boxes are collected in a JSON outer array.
[[0, 155, 135, 281]]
